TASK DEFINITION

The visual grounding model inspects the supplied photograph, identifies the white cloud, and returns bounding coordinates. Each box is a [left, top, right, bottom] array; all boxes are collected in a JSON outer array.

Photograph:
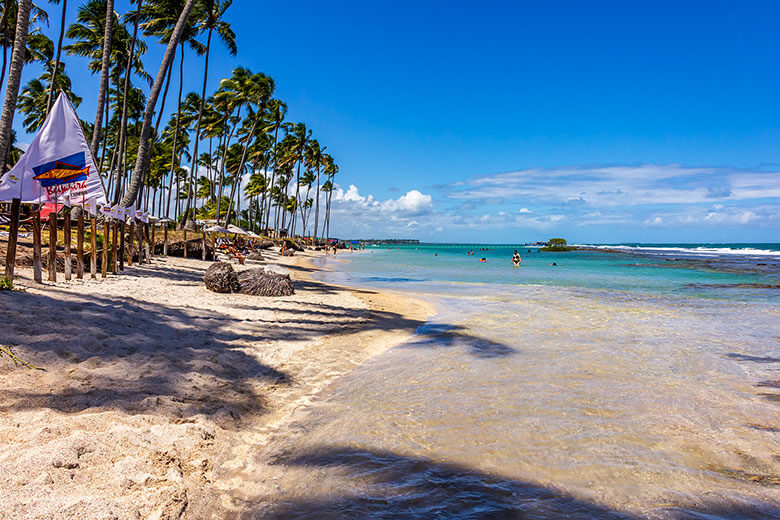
[[446, 164, 780, 207], [380, 189, 433, 215]]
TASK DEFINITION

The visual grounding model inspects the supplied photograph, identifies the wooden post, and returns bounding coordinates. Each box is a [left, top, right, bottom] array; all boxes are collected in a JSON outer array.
[[3, 198, 21, 280], [201, 231, 207, 261], [48, 212, 57, 282], [150, 224, 155, 257], [183, 229, 188, 258], [111, 221, 118, 274], [90, 217, 97, 278], [101, 220, 109, 278], [76, 212, 84, 279], [128, 220, 134, 267], [119, 221, 125, 270], [163, 225, 168, 256], [144, 223, 151, 262], [32, 210, 42, 283], [63, 208, 72, 281]]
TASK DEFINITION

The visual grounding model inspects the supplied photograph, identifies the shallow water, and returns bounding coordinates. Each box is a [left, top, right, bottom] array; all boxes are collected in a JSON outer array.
[[255, 246, 780, 519]]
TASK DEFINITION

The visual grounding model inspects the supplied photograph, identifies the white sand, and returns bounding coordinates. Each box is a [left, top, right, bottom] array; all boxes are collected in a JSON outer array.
[[0, 250, 433, 519]]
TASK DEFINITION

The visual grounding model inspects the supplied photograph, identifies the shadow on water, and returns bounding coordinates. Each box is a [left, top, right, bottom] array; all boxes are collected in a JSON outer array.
[[242, 446, 780, 520], [413, 322, 515, 358], [726, 353, 780, 363]]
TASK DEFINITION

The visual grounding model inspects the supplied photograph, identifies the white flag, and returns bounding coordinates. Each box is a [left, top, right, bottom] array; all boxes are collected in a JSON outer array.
[[83, 197, 98, 217], [0, 93, 107, 204]]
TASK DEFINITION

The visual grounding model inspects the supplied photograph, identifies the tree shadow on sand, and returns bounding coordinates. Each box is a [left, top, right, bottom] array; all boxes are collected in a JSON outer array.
[[0, 286, 291, 429], [243, 445, 780, 519], [0, 268, 514, 427]]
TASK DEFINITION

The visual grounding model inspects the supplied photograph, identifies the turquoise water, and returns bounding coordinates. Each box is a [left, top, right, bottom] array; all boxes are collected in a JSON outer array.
[[256, 244, 780, 519], [329, 243, 780, 302]]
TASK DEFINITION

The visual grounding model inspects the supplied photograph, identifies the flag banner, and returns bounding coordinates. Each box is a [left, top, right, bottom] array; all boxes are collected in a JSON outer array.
[[0, 93, 107, 204], [127, 204, 136, 222], [141, 211, 149, 223], [101, 204, 115, 219], [83, 198, 98, 217]]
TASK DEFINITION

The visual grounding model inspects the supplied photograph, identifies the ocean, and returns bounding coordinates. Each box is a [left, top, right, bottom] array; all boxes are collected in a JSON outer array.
[[260, 244, 780, 519]]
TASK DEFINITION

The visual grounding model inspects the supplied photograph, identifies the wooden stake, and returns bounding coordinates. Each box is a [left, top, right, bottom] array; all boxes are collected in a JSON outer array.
[[150, 224, 155, 257], [48, 212, 57, 282], [76, 212, 84, 279], [128, 220, 135, 267], [90, 217, 97, 278], [144, 224, 150, 262], [201, 231, 207, 261], [183, 229, 188, 258], [163, 225, 168, 256], [3, 198, 21, 280], [32, 210, 42, 283], [101, 220, 109, 278], [119, 221, 125, 270], [111, 221, 118, 274], [63, 208, 72, 281]]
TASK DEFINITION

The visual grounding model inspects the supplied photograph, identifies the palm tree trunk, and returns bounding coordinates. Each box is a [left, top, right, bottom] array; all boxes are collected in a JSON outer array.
[[90, 0, 114, 158], [165, 43, 185, 221], [182, 26, 212, 222], [216, 112, 238, 225], [225, 115, 260, 225], [264, 124, 280, 232], [115, 0, 141, 202], [121, 0, 195, 207], [314, 160, 321, 241], [326, 185, 333, 239], [98, 93, 110, 173], [0, 0, 31, 172], [0, 4, 10, 90], [45, 0, 67, 114]]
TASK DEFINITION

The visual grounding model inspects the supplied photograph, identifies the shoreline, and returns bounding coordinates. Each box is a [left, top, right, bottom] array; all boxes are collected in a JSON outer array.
[[0, 249, 434, 518]]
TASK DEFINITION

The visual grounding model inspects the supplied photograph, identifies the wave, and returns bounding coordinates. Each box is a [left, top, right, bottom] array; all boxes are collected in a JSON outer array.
[[575, 244, 780, 258]]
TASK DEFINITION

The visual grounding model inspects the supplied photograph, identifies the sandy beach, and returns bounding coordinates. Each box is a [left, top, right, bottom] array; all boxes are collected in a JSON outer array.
[[0, 250, 434, 519]]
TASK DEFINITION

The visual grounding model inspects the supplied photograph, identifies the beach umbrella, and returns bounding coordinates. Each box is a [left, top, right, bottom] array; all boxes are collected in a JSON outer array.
[[204, 225, 230, 233], [227, 224, 249, 235]]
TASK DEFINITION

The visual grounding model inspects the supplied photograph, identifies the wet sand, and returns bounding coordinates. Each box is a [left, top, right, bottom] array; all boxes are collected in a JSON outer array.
[[0, 250, 434, 519]]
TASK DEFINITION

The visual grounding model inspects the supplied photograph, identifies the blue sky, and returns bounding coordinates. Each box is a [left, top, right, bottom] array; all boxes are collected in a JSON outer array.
[[10, 0, 780, 242]]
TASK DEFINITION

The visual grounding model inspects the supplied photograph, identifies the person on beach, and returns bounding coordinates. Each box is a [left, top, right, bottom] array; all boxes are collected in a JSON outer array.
[[512, 250, 521, 266]]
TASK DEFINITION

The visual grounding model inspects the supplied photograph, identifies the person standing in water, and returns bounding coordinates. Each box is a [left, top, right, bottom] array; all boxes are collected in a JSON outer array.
[[512, 250, 522, 266]]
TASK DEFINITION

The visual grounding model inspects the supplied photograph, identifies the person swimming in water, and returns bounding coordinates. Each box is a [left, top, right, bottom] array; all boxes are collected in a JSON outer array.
[[480, 257, 487, 262], [512, 250, 521, 266]]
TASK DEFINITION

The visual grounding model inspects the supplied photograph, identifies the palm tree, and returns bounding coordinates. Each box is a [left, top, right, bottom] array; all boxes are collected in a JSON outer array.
[[90, 0, 113, 158], [0, 0, 32, 173], [45, 0, 66, 113], [284, 122, 311, 235], [182, 0, 235, 221], [18, 66, 81, 131], [244, 170, 266, 232], [225, 71, 275, 225], [322, 155, 338, 239], [305, 138, 325, 242], [120, 0, 196, 207], [262, 98, 287, 233], [0, 0, 49, 91]]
